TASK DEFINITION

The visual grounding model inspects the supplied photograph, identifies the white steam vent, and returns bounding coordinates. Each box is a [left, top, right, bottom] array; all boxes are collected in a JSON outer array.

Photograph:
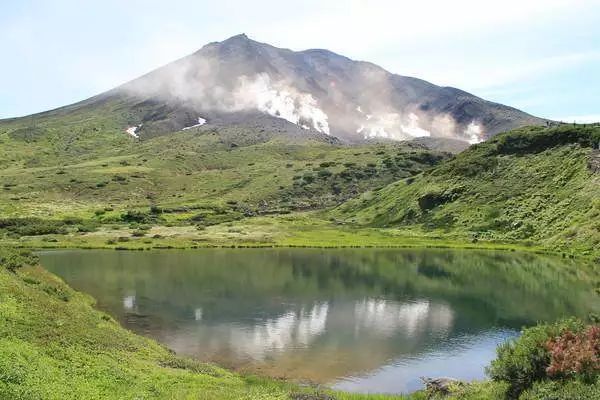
[[233, 74, 330, 134], [465, 122, 484, 144], [356, 108, 430, 140], [355, 105, 485, 143]]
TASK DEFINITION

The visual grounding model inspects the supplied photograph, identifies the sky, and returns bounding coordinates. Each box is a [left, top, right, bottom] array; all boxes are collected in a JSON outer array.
[[1, 0, 599, 121]]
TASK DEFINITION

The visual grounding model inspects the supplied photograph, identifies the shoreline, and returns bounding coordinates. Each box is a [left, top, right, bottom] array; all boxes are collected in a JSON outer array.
[[7, 234, 586, 262]]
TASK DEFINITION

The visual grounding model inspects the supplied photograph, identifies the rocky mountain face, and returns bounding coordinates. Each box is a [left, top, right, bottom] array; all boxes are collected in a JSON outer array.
[[31, 34, 547, 143]]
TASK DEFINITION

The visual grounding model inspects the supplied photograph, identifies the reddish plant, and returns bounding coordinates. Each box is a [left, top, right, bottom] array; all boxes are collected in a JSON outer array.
[[545, 325, 600, 381]]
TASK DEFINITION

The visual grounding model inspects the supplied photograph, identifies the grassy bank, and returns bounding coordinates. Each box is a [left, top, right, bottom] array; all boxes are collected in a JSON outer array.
[[1, 213, 555, 259]]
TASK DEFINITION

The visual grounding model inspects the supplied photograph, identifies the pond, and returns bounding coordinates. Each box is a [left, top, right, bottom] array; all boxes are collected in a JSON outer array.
[[39, 248, 599, 394]]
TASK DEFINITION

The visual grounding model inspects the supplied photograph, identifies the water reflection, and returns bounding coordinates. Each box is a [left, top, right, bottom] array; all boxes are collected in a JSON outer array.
[[39, 248, 599, 394], [353, 299, 453, 338], [226, 302, 329, 360]]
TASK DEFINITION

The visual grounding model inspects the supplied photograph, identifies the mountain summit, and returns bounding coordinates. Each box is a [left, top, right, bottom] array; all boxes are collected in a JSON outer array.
[[24, 34, 547, 143]]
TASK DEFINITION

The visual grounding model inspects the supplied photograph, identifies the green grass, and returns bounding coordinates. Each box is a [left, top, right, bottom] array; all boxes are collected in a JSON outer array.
[[2, 212, 555, 258], [0, 100, 449, 219]]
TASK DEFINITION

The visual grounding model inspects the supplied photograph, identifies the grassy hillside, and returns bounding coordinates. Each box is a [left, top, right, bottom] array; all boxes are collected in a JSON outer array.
[[334, 125, 600, 258], [0, 103, 449, 221]]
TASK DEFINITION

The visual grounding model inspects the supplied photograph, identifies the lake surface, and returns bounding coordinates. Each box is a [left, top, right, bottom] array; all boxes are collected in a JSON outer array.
[[39, 248, 599, 394]]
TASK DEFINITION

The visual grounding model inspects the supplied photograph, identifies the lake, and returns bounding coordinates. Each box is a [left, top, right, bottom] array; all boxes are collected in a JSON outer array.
[[39, 248, 599, 394]]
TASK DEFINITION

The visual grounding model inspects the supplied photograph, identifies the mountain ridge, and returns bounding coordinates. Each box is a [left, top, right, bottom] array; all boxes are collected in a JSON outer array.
[[1, 34, 545, 144]]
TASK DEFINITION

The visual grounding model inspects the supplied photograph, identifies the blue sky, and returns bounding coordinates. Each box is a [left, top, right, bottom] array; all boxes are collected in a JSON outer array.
[[1, 0, 599, 120]]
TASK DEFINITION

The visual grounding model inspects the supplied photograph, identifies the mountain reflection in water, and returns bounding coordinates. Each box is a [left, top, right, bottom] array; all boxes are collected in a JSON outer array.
[[40, 248, 599, 394]]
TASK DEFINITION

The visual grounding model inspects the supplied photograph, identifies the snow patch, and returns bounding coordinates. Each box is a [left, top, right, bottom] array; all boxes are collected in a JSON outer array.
[[182, 117, 207, 130], [125, 125, 141, 138]]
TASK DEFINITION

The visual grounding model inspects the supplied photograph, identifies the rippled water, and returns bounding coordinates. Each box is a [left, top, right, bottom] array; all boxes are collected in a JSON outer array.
[[39, 248, 599, 394]]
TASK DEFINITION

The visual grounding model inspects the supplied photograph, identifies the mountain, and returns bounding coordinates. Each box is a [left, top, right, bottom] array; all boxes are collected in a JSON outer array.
[[333, 124, 600, 257], [4, 34, 544, 144]]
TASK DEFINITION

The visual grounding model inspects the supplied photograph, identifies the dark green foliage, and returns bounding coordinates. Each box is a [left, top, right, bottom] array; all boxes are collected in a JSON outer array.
[[0, 218, 68, 236], [318, 169, 333, 178], [120, 210, 156, 224], [494, 125, 600, 155], [149, 205, 162, 214], [418, 187, 463, 211], [302, 173, 315, 183], [487, 319, 587, 399], [0, 248, 38, 272]]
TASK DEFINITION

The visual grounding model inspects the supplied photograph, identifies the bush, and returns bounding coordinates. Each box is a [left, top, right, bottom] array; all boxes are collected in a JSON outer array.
[[520, 379, 600, 400], [302, 173, 315, 184], [488, 319, 587, 399], [317, 169, 332, 178], [0, 248, 38, 272], [76, 222, 98, 233], [149, 205, 162, 214], [121, 210, 154, 224], [0, 218, 68, 236], [546, 326, 600, 382]]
